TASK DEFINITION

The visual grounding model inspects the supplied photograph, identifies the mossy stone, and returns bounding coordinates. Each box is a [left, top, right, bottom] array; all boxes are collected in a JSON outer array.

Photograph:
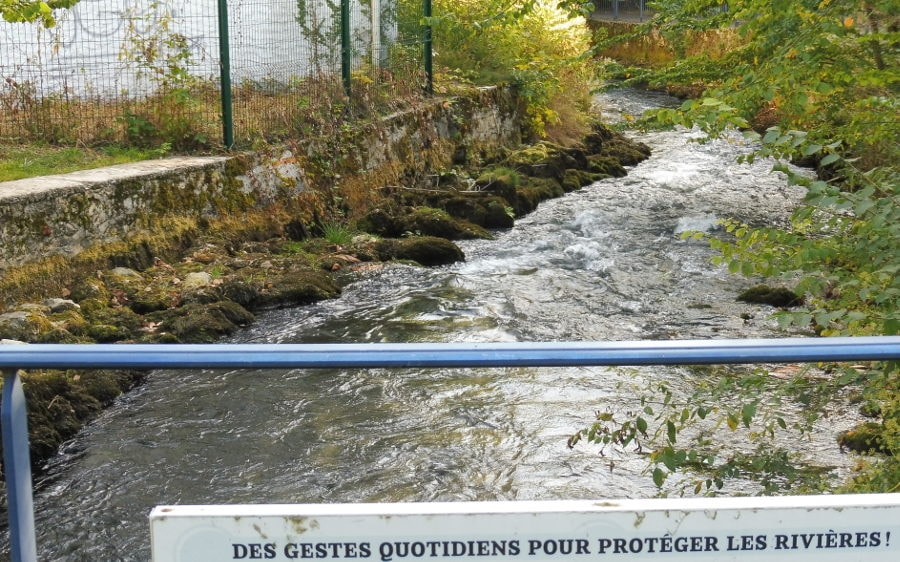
[[157, 301, 255, 343], [376, 236, 465, 266], [401, 207, 492, 240], [87, 324, 133, 342], [588, 155, 627, 178], [83, 306, 145, 341], [738, 285, 804, 307], [838, 422, 891, 455], [36, 328, 84, 343], [0, 310, 54, 342], [261, 267, 340, 308], [6, 369, 145, 470], [442, 195, 514, 229]]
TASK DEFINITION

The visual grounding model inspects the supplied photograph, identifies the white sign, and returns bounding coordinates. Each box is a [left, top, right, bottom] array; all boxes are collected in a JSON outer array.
[[150, 495, 900, 562]]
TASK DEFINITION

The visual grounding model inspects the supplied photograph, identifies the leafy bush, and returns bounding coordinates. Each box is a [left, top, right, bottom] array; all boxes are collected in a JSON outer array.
[[426, 0, 597, 141], [577, 0, 899, 494]]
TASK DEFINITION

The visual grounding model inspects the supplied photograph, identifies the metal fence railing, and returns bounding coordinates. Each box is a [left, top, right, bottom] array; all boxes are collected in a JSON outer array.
[[591, 1, 732, 22], [592, 0, 656, 23], [3, 337, 900, 561], [0, 0, 430, 149]]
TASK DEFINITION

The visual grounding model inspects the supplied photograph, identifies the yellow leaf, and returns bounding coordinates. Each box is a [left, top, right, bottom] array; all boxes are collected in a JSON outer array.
[[727, 414, 738, 431], [843, 17, 854, 28]]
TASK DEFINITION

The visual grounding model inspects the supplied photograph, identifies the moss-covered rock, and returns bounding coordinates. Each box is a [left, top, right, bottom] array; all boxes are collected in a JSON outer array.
[[588, 155, 627, 178], [82, 305, 145, 342], [737, 285, 804, 307], [36, 327, 84, 343], [474, 167, 521, 203], [359, 206, 493, 241], [601, 138, 651, 167], [441, 195, 515, 229], [561, 169, 602, 192], [514, 177, 566, 215], [401, 207, 493, 240], [69, 278, 111, 305], [156, 301, 255, 342], [0, 309, 54, 341], [838, 422, 892, 455], [375, 236, 465, 266], [5, 369, 146, 470], [256, 266, 341, 308]]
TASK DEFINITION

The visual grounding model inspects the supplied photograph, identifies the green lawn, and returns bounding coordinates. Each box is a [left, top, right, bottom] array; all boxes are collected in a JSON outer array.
[[0, 145, 164, 182]]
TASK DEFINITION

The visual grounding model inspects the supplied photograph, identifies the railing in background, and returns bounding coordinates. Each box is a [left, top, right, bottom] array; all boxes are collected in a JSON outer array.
[[592, 0, 655, 23], [2, 337, 900, 562], [591, 1, 732, 22], [0, 0, 432, 149]]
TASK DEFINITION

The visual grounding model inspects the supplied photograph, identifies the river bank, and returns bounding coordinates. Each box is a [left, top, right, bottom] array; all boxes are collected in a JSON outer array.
[[0, 120, 649, 474]]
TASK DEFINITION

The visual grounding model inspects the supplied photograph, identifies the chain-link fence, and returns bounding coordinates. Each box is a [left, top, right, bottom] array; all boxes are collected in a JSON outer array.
[[0, 0, 430, 149]]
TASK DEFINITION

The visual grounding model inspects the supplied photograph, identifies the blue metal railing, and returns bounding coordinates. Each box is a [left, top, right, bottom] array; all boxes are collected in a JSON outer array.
[[3, 337, 900, 562]]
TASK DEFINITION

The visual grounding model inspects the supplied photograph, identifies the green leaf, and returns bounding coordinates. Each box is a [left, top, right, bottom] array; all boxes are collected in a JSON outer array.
[[652, 467, 666, 488], [802, 143, 822, 156], [636, 416, 648, 435], [819, 153, 841, 166], [666, 421, 677, 443], [741, 403, 756, 428]]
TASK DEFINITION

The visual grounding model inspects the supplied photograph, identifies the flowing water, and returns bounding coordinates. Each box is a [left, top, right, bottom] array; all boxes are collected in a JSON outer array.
[[6, 89, 863, 560]]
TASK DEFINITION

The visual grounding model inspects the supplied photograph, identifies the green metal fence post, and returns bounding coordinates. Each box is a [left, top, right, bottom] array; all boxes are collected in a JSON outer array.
[[341, 0, 352, 98], [217, 0, 234, 148], [423, 0, 433, 95]]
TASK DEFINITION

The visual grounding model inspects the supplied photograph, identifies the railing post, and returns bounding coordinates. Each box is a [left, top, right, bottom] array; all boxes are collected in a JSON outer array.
[[2, 368, 38, 562], [217, 0, 234, 149]]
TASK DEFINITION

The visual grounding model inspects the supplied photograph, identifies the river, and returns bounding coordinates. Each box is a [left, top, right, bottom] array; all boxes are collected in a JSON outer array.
[[5, 89, 862, 560]]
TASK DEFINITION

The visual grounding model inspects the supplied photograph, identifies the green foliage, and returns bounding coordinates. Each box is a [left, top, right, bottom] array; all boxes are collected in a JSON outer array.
[[1, 0, 78, 27], [569, 366, 851, 495], [706, 158, 899, 338], [321, 221, 354, 245], [580, 0, 899, 494], [0, 143, 168, 181], [117, 1, 207, 150], [637, 0, 898, 167], [427, 0, 596, 140]]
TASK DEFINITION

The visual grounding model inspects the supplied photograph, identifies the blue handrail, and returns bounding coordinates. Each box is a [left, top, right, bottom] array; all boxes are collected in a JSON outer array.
[[3, 337, 900, 562], [2, 337, 899, 369]]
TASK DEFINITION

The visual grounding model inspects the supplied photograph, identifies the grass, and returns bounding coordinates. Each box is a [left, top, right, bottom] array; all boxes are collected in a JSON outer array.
[[321, 221, 355, 245], [0, 144, 167, 182]]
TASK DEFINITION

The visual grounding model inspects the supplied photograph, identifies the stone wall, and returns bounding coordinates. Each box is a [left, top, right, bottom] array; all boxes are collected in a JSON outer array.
[[0, 86, 523, 273]]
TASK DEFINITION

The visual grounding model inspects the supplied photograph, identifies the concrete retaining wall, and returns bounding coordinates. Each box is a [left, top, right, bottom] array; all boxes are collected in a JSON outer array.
[[0, 86, 523, 272]]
